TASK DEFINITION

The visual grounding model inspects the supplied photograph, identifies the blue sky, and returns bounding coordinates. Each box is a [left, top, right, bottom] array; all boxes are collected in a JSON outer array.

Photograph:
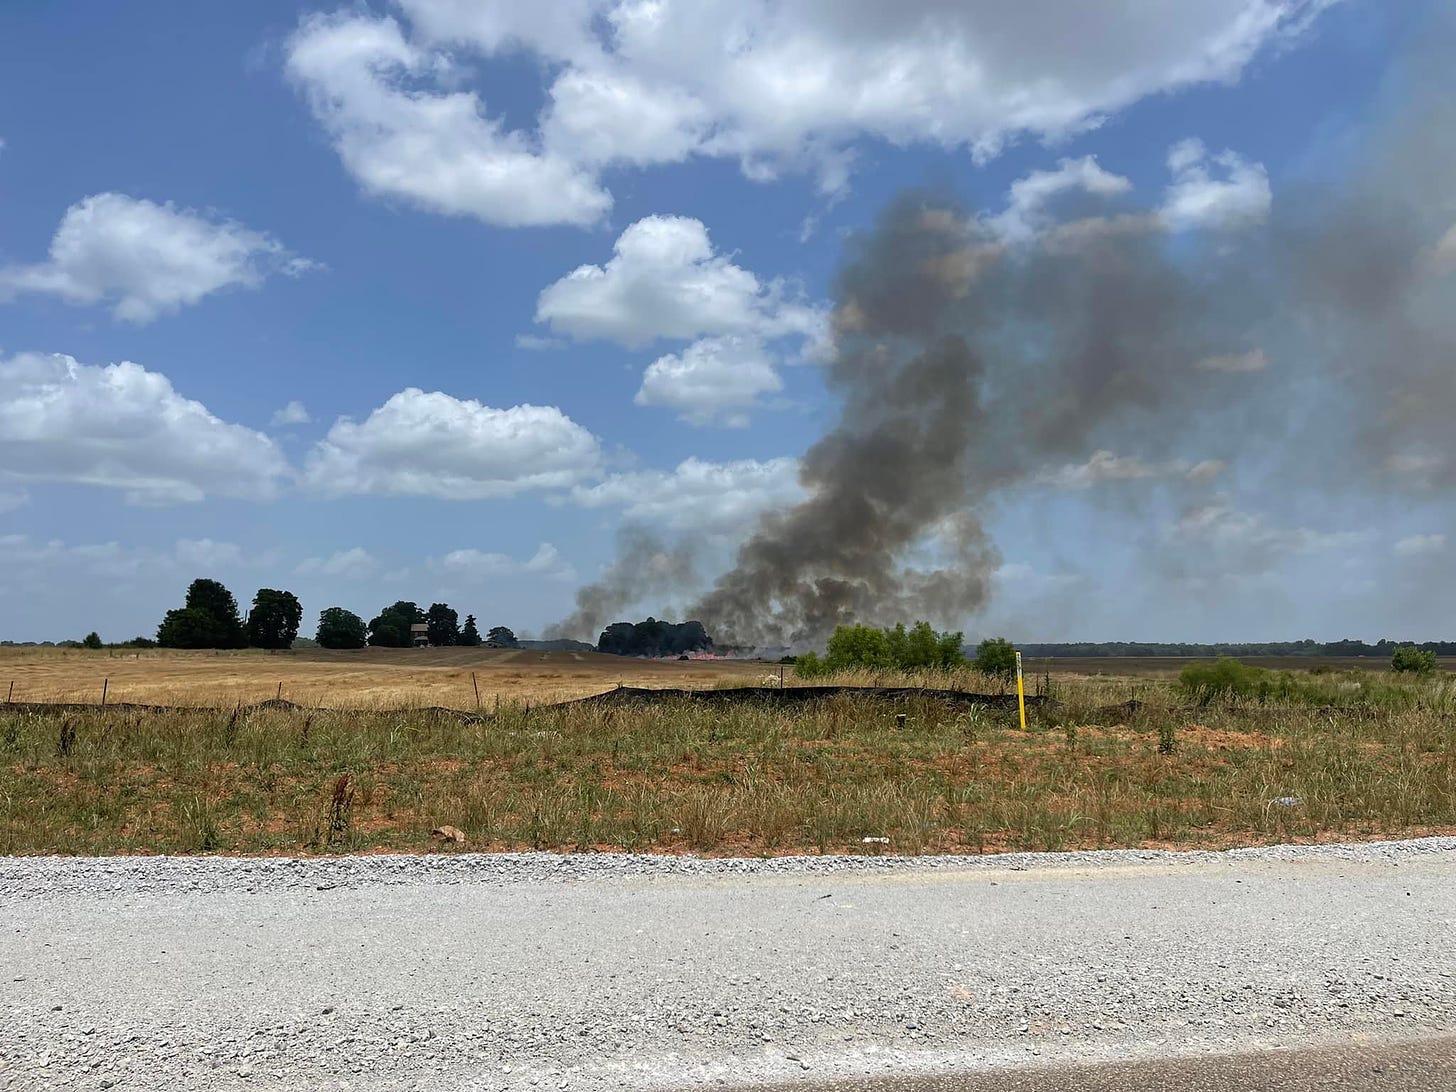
[[1, 0, 1452, 645]]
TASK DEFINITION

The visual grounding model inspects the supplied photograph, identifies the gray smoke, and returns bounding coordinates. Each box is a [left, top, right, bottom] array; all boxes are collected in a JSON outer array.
[[546, 525, 698, 642], [560, 11, 1456, 647]]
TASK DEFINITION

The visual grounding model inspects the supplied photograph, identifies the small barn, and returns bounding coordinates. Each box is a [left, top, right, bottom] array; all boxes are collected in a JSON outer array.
[[410, 622, 429, 648]]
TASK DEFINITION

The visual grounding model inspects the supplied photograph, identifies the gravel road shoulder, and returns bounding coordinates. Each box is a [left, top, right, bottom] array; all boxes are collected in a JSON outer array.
[[2, 838, 1453, 1091]]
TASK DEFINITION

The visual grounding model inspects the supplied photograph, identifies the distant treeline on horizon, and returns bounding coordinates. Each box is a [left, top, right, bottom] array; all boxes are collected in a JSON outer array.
[[1018, 640, 1456, 658]]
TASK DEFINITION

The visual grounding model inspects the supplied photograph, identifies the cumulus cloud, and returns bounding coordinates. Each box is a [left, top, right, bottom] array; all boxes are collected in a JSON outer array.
[[1168, 498, 1367, 572], [1433, 223, 1456, 270], [568, 456, 803, 532], [1197, 348, 1269, 373], [1040, 450, 1224, 489], [534, 215, 820, 347], [990, 156, 1132, 241], [271, 400, 313, 426], [1160, 138, 1272, 231], [635, 336, 783, 427], [0, 534, 254, 583], [296, 546, 379, 579], [304, 387, 601, 499], [0, 193, 313, 323], [285, 11, 611, 227], [0, 352, 289, 505], [431, 542, 574, 581], [359, 1, 1326, 205], [1394, 533, 1446, 558]]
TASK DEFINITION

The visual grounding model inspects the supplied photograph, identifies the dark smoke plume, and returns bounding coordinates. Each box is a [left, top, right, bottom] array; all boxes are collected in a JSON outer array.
[[560, 11, 1456, 647]]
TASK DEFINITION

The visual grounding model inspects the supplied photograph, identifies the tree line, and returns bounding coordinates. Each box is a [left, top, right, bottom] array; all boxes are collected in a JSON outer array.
[[1019, 639, 1456, 658], [61, 578, 523, 651]]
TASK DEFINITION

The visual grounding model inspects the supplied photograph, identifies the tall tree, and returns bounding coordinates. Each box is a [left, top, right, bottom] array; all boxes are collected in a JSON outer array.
[[367, 601, 422, 647], [458, 615, 482, 646], [157, 578, 246, 649], [425, 603, 459, 647], [485, 625, 519, 648], [247, 588, 303, 650], [316, 607, 367, 649]]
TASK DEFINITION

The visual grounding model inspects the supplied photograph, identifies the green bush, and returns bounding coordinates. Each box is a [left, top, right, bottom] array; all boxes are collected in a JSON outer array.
[[972, 637, 1017, 681], [1391, 645, 1438, 675], [1178, 657, 1300, 705], [794, 621, 966, 678]]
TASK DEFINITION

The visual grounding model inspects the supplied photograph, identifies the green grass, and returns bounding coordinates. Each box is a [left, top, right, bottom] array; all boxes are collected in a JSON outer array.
[[2, 669, 1455, 856]]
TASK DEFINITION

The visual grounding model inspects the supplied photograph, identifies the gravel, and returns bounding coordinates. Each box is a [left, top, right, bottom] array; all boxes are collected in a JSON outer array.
[[2, 837, 1453, 1090]]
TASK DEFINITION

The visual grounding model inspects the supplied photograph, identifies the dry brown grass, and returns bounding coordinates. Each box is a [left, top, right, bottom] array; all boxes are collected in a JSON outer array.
[[3, 663, 1454, 858], [0, 645, 771, 709]]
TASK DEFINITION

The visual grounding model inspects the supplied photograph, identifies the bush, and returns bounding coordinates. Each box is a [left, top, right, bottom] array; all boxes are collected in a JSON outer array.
[[1391, 645, 1438, 675], [794, 621, 966, 677], [81, 632, 102, 650], [1178, 657, 1302, 705], [972, 637, 1017, 681]]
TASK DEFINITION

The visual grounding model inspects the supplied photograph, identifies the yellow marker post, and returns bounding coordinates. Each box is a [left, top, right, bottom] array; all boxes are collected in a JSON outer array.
[[1015, 650, 1027, 731]]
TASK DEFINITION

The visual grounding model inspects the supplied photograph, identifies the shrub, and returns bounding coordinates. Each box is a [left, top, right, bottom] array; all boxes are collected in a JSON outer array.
[[81, 632, 102, 650], [795, 621, 967, 677], [1391, 645, 1438, 675], [973, 637, 1017, 681]]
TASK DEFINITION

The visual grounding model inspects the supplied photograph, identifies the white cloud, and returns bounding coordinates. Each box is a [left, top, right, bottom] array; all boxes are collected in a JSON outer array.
[[304, 387, 601, 499], [1394, 534, 1446, 558], [380, 1, 1323, 200], [1430, 224, 1456, 272], [1169, 498, 1367, 571], [1197, 348, 1268, 373], [431, 542, 574, 581], [535, 215, 820, 348], [514, 333, 566, 351], [0, 352, 289, 505], [271, 400, 313, 426], [0, 193, 313, 323], [0, 489, 28, 514], [0, 534, 253, 584], [990, 156, 1132, 241], [635, 336, 783, 427], [1040, 450, 1224, 489], [173, 539, 249, 570], [1160, 138, 1271, 231], [1385, 453, 1445, 484], [568, 455, 803, 532], [285, 12, 611, 228], [296, 546, 378, 579]]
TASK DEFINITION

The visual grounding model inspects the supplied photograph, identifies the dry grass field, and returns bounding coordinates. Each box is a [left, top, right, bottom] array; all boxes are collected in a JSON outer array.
[[0, 645, 773, 708], [3, 648, 1455, 858]]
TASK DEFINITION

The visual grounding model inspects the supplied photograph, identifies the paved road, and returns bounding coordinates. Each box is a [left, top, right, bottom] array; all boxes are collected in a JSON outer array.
[[1, 840, 1453, 1090]]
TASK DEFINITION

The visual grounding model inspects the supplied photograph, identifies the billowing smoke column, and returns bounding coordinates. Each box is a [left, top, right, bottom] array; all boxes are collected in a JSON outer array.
[[559, 13, 1456, 647], [691, 194, 1227, 645]]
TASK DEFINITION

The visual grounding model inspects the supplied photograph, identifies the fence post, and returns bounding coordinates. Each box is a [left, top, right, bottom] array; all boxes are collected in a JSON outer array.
[[101, 678, 109, 708]]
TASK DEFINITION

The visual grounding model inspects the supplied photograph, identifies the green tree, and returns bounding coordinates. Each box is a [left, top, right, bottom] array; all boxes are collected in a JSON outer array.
[[972, 637, 1017, 681], [425, 603, 459, 647], [368, 601, 422, 647], [825, 624, 892, 670], [316, 607, 367, 650], [246, 588, 303, 650], [157, 578, 246, 649], [458, 614, 482, 646], [1391, 645, 1438, 675], [81, 631, 103, 650], [486, 625, 519, 648]]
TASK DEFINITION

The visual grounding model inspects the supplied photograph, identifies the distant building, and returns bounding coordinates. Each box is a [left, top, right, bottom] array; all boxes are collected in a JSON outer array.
[[410, 622, 429, 648]]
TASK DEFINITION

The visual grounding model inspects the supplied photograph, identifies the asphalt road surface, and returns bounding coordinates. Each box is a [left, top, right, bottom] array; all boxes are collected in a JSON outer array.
[[1, 839, 1453, 1090]]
